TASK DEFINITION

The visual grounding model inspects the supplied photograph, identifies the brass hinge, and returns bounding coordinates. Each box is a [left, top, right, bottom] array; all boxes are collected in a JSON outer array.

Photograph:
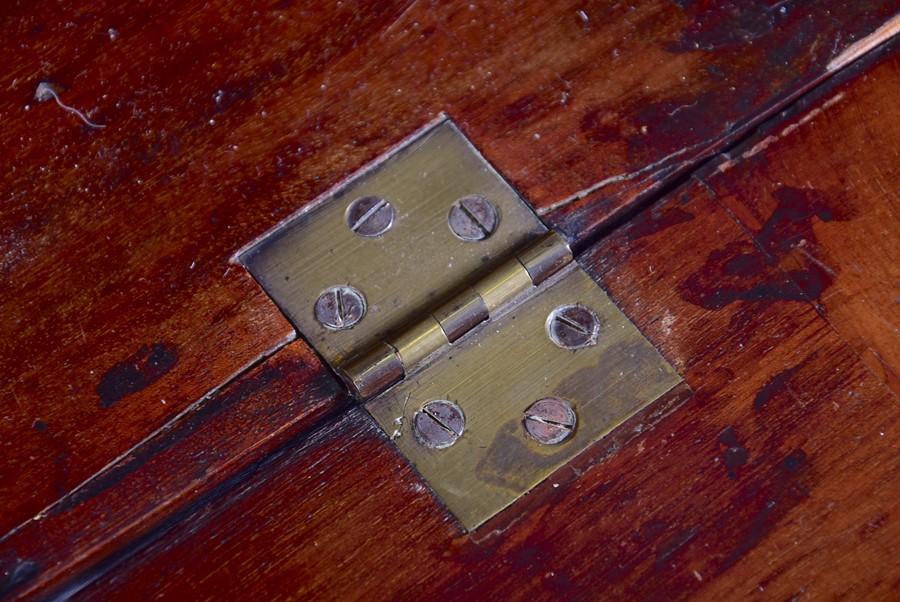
[[240, 120, 681, 530], [340, 230, 572, 399]]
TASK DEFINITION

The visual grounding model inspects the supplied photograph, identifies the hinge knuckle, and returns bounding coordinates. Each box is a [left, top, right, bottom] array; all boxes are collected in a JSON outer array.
[[341, 341, 404, 399], [516, 231, 573, 285], [339, 232, 575, 399], [391, 315, 449, 370], [434, 289, 489, 343], [473, 257, 533, 313]]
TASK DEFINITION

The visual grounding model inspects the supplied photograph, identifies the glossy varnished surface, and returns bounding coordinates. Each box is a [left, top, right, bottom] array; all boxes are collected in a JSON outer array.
[[1, 0, 894, 539], [73, 56, 900, 598], [1, 0, 898, 598]]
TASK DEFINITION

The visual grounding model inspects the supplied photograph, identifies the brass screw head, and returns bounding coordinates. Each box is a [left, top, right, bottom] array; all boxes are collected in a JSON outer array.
[[314, 285, 366, 330], [448, 194, 499, 241], [524, 397, 577, 445], [414, 400, 465, 449], [546, 304, 600, 349], [346, 196, 395, 237]]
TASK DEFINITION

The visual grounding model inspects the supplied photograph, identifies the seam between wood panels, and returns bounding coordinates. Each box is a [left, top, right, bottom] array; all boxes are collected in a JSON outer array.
[[14, 15, 900, 601], [564, 13, 900, 256], [0, 330, 296, 547]]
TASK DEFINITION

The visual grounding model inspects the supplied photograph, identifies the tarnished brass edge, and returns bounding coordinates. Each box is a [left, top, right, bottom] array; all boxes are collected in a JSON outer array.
[[464, 378, 684, 532], [232, 113, 451, 265], [340, 232, 573, 400]]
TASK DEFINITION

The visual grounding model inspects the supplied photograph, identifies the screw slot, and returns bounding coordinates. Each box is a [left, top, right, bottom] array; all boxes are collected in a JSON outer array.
[[448, 195, 498, 241], [414, 400, 465, 449], [524, 397, 576, 445], [315, 285, 367, 330], [546, 304, 600, 349], [345, 196, 395, 237]]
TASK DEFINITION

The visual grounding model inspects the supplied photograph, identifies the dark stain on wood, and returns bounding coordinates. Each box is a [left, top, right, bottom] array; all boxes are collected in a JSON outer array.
[[678, 240, 806, 309], [754, 363, 803, 412], [60, 354, 336, 514], [718, 426, 750, 479], [0, 558, 40, 598], [719, 449, 812, 573], [96, 342, 179, 408]]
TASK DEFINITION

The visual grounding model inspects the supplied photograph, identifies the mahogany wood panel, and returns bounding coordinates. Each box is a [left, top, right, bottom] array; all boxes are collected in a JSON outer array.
[[698, 71, 900, 394], [70, 161, 899, 602], [0, 342, 347, 598], [1, 0, 896, 541], [49, 45, 900, 600]]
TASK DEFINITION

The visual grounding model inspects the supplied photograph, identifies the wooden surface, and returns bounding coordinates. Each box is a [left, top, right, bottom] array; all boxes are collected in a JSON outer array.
[[1, 0, 898, 599], [58, 43, 900, 600]]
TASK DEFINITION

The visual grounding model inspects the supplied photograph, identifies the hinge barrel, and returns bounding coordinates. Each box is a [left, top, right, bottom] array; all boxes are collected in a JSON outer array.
[[341, 231, 572, 399]]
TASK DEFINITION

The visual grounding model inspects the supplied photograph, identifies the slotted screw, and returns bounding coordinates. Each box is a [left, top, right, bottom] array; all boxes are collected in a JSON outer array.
[[315, 285, 366, 330], [524, 398, 577, 445], [448, 195, 499, 241], [346, 196, 395, 237], [546, 304, 600, 349], [414, 400, 465, 449]]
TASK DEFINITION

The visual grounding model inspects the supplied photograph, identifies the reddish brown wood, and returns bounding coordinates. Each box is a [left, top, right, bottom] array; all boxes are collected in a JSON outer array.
[[697, 74, 900, 394], [2, 1, 899, 599], [67, 148, 899, 600], [0, 1, 894, 541], [0, 342, 347, 598], [19, 39, 898, 600]]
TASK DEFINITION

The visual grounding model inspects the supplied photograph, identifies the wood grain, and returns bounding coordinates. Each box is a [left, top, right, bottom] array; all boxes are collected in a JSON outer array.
[[67, 143, 899, 601], [2, 1, 899, 598], [25, 40, 900, 600], [697, 66, 900, 394], [0, 342, 347, 598], [1, 1, 895, 539]]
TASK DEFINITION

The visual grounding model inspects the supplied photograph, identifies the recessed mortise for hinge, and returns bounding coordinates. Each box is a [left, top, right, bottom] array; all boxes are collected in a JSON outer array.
[[240, 119, 681, 530]]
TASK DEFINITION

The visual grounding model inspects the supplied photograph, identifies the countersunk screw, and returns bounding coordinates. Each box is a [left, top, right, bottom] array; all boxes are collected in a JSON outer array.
[[315, 285, 366, 330], [414, 400, 465, 449], [346, 196, 395, 237], [524, 398, 577, 445], [547, 304, 600, 349], [448, 194, 499, 241]]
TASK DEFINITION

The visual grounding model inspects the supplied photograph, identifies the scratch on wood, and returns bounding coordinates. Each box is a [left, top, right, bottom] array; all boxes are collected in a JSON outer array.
[[827, 13, 900, 72], [537, 139, 712, 215], [380, 0, 423, 39], [717, 92, 846, 173]]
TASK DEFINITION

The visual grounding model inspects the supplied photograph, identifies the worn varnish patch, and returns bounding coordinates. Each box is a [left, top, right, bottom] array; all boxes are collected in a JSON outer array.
[[96, 342, 178, 408], [701, 43, 900, 393]]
